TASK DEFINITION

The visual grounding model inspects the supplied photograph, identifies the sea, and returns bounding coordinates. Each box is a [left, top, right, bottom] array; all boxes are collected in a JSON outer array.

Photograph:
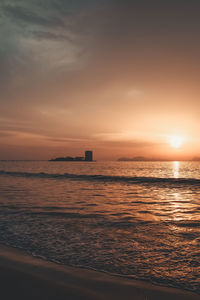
[[0, 161, 199, 294]]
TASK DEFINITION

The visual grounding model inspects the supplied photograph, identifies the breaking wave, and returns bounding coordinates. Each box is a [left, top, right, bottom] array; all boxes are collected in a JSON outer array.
[[0, 170, 200, 186]]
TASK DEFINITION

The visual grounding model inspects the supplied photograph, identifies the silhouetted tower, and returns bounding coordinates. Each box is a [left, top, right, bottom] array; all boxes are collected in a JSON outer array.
[[85, 150, 93, 161]]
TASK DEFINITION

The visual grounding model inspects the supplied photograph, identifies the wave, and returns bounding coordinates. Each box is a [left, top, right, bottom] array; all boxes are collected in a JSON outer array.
[[170, 220, 200, 228], [0, 170, 200, 186]]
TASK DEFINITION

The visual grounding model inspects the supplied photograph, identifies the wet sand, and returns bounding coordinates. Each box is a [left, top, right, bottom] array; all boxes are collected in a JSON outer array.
[[0, 244, 199, 300]]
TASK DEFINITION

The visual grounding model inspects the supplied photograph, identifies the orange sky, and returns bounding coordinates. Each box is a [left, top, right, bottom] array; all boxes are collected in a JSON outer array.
[[0, 0, 200, 160]]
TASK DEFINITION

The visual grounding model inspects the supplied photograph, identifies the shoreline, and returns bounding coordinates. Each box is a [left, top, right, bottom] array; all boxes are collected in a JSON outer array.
[[0, 244, 199, 300]]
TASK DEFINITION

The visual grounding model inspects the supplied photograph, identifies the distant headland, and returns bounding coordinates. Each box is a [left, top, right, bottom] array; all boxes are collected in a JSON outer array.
[[118, 156, 149, 161], [117, 156, 200, 162], [49, 150, 94, 162]]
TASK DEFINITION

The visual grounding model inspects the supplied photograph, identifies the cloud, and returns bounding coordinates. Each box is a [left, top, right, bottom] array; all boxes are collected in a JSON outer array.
[[0, 1, 85, 104], [3, 4, 62, 27], [0, 130, 15, 138]]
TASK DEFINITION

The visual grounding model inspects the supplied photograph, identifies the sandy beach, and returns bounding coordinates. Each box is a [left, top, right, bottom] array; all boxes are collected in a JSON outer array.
[[0, 244, 199, 300]]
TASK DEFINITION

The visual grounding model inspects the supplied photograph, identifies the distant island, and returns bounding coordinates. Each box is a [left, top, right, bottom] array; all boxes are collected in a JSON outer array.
[[193, 157, 200, 161], [49, 150, 94, 162], [117, 157, 200, 162], [118, 156, 151, 161]]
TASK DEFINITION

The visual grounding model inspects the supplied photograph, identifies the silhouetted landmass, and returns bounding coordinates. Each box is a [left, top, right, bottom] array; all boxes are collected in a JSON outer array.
[[118, 156, 151, 161], [117, 157, 195, 161], [49, 156, 84, 161], [193, 157, 200, 161], [118, 156, 200, 161], [49, 151, 93, 162]]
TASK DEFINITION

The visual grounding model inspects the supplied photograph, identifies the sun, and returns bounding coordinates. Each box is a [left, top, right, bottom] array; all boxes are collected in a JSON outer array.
[[169, 136, 183, 148]]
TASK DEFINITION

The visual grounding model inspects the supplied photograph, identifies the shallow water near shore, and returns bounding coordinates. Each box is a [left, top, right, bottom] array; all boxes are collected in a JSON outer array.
[[0, 161, 199, 294]]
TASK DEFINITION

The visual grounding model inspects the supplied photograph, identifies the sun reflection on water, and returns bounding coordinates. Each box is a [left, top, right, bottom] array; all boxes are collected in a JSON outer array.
[[173, 161, 180, 178]]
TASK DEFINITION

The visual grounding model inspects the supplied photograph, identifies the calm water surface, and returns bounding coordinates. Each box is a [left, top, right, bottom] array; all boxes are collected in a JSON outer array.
[[0, 161, 199, 293]]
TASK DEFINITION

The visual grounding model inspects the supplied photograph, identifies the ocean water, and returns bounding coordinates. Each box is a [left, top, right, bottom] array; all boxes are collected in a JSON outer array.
[[0, 161, 199, 294]]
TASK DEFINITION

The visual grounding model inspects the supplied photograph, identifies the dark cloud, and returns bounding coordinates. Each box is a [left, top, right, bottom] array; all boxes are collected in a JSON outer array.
[[3, 4, 62, 27], [31, 31, 73, 42]]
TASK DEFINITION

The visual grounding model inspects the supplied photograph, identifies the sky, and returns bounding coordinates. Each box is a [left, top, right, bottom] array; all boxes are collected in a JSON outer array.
[[0, 0, 200, 160]]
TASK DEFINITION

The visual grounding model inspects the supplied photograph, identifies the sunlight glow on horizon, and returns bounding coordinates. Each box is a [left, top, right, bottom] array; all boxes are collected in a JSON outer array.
[[169, 136, 184, 149]]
